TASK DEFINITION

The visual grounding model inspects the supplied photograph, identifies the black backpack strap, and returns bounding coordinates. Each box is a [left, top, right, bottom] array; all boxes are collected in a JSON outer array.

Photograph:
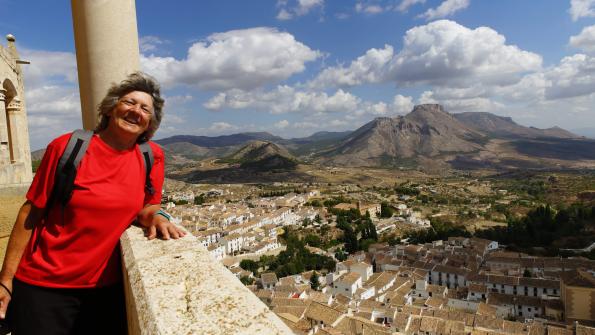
[[36, 129, 93, 252], [44, 129, 93, 216], [139, 141, 155, 196]]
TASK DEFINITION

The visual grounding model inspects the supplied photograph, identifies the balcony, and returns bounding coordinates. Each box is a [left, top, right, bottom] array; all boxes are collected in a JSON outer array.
[[120, 225, 293, 334]]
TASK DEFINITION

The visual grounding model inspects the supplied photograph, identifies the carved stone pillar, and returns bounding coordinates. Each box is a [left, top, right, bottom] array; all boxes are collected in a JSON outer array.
[[0, 90, 9, 165], [6, 98, 21, 163], [71, 0, 141, 130]]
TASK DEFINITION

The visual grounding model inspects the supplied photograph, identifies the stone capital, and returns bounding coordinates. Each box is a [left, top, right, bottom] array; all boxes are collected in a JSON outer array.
[[6, 98, 21, 112]]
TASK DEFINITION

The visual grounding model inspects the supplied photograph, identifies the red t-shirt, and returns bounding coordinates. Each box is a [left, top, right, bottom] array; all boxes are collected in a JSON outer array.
[[15, 133, 164, 288]]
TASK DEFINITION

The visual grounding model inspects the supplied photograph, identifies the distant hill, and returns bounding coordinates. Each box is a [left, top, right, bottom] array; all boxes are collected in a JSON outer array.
[[318, 104, 485, 166], [155, 132, 283, 147], [155, 104, 595, 171], [223, 140, 298, 171], [454, 112, 579, 139]]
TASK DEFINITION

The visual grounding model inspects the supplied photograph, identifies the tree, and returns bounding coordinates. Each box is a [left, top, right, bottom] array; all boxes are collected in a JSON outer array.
[[240, 259, 259, 275], [314, 214, 322, 224], [194, 194, 205, 205], [240, 276, 254, 285], [523, 269, 532, 278], [380, 202, 394, 218], [310, 271, 320, 291]]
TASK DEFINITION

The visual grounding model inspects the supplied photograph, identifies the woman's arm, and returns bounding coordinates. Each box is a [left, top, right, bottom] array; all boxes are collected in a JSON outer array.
[[136, 204, 185, 240], [0, 200, 43, 319]]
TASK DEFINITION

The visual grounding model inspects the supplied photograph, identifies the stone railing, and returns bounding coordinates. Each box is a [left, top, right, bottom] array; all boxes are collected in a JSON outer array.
[[120, 226, 293, 335]]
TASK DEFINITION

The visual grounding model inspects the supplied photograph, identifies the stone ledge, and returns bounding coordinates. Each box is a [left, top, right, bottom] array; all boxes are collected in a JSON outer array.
[[120, 226, 294, 335]]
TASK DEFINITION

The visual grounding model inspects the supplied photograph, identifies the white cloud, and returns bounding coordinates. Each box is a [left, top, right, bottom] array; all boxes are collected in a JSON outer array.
[[397, 0, 426, 13], [20, 49, 78, 88], [418, 90, 503, 113], [141, 27, 320, 91], [392, 94, 415, 114], [569, 0, 595, 21], [275, 120, 290, 129], [276, 9, 293, 20], [543, 54, 595, 100], [355, 3, 384, 14], [209, 122, 239, 132], [204, 86, 361, 114], [309, 45, 394, 88], [419, 0, 470, 20], [139, 35, 168, 53], [390, 20, 542, 87], [276, 0, 324, 20], [310, 21, 541, 90], [569, 25, 595, 54]]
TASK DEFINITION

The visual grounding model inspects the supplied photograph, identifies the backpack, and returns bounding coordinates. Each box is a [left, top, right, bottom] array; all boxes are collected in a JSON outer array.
[[42, 129, 155, 218]]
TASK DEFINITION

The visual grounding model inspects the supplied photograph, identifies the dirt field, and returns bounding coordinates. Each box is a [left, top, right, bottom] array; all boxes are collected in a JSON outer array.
[[0, 195, 23, 264]]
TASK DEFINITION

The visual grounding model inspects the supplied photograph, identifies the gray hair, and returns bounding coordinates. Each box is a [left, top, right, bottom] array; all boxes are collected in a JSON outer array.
[[95, 72, 164, 143]]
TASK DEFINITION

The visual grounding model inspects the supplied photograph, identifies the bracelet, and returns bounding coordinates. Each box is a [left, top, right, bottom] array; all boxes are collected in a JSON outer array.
[[154, 209, 171, 222], [0, 282, 11, 298]]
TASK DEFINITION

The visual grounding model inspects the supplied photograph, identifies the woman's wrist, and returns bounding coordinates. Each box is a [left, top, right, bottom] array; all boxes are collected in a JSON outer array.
[[153, 209, 171, 221]]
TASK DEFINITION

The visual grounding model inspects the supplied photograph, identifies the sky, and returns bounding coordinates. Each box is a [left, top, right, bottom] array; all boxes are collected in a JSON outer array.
[[3, 0, 595, 149]]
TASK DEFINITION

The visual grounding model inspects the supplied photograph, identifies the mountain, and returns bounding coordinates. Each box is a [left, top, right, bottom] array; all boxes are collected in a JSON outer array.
[[454, 112, 579, 139], [155, 132, 283, 147], [223, 141, 298, 171], [319, 104, 485, 166]]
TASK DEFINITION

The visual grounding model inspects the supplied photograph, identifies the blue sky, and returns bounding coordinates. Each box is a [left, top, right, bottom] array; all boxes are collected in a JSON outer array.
[[3, 0, 595, 149]]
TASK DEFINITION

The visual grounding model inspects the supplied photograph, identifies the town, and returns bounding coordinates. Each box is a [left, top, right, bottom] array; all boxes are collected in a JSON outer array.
[[162, 178, 595, 335]]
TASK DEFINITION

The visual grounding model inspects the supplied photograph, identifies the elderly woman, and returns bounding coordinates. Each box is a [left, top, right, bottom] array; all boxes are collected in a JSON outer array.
[[0, 72, 184, 334]]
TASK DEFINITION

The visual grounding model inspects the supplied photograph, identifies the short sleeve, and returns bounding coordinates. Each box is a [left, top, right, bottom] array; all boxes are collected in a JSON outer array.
[[144, 141, 164, 205], [26, 134, 71, 209]]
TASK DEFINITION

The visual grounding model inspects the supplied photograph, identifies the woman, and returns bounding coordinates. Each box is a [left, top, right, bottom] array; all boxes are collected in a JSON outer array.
[[0, 72, 184, 334]]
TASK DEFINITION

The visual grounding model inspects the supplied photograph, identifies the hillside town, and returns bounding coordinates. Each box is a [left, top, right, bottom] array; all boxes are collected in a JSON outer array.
[[163, 186, 595, 335]]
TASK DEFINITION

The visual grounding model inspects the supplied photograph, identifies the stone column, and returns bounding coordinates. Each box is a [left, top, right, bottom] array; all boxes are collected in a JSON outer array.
[[71, 0, 141, 130], [5, 99, 21, 163], [0, 90, 9, 165]]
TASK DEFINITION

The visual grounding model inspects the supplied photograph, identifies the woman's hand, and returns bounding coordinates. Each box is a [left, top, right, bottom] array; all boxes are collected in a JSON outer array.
[[136, 205, 186, 240], [145, 213, 186, 240], [0, 278, 12, 319]]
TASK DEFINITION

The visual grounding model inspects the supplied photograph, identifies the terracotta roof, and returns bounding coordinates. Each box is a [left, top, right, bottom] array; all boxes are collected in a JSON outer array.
[[304, 301, 344, 325], [576, 324, 595, 335], [261, 272, 279, 285], [562, 268, 595, 288], [546, 326, 573, 335], [487, 292, 543, 308], [477, 303, 498, 317], [338, 272, 362, 285]]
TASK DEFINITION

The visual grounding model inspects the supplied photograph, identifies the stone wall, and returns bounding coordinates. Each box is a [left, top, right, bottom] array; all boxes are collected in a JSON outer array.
[[0, 35, 32, 189], [120, 225, 294, 335]]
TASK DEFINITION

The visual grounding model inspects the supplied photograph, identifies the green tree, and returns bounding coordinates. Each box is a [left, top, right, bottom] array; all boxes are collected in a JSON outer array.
[[240, 276, 254, 285], [240, 259, 259, 275], [310, 271, 320, 291], [380, 202, 394, 218]]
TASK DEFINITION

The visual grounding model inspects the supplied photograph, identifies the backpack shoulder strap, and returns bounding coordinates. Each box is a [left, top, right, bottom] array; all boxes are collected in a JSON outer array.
[[139, 141, 155, 195], [57, 129, 93, 173]]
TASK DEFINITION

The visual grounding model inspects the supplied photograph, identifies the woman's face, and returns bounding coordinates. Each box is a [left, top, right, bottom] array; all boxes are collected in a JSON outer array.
[[108, 91, 153, 139]]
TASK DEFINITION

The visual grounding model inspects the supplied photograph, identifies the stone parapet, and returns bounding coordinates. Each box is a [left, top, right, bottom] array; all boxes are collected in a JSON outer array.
[[120, 225, 294, 335]]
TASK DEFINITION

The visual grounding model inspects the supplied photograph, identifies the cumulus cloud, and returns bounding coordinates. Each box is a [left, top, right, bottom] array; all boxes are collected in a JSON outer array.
[[309, 45, 394, 88], [390, 20, 542, 87], [355, 2, 385, 14], [141, 27, 320, 91], [419, 0, 470, 20], [276, 0, 324, 20], [209, 122, 239, 132], [543, 54, 595, 100], [20, 49, 78, 88], [309, 20, 541, 89], [569, 0, 595, 21], [397, 0, 426, 13], [139, 35, 168, 53], [418, 91, 503, 113], [569, 25, 595, 54], [204, 86, 361, 114], [274, 120, 290, 129]]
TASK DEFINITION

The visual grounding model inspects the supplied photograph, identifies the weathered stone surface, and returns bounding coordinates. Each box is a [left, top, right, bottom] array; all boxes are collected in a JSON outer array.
[[120, 226, 294, 335], [0, 35, 32, 189]]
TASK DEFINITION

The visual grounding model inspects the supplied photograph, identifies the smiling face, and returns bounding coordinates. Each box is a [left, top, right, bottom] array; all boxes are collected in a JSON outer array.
[[107, 91, 154, 140]]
